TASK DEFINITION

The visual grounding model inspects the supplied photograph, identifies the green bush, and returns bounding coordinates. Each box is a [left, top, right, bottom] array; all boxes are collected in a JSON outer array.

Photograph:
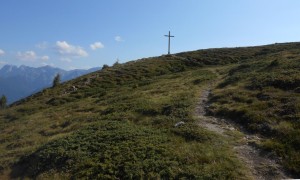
[[12, 121, 178, 179], [171, 124, 216, 142]]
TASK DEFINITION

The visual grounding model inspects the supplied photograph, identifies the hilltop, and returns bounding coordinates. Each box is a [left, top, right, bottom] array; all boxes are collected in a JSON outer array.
[[0, 42, 299, 179]]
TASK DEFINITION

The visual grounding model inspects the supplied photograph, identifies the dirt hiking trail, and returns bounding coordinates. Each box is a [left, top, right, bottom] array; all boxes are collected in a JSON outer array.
[[195, 88, 291, 180]]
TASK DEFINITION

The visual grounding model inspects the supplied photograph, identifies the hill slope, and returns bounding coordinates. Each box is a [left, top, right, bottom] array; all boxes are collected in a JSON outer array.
[[0, 65, 100, 104], [207, 43, 300, 176], [0, 42, 299, 179]]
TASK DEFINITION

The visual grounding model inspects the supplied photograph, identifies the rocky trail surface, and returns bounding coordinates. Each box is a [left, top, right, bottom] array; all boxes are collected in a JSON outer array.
[[195, 88, 290, 180]]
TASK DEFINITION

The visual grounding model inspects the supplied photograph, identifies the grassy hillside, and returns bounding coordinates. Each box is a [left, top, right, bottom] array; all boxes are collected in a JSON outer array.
[[207, 43, 300, 175], [0, 42, 299, 179], [0, 56, 248, 179]]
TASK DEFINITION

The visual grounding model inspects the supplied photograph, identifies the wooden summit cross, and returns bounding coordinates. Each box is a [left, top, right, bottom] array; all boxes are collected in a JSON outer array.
[[164, 31, 174, 55]]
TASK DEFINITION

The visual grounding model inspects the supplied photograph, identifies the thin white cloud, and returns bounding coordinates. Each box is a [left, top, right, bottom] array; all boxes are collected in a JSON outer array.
[[0, 61, 7, 65], [36, 42, 48, 49], [68, 66, 77, 70], [68, 65, 91, 70], [17, 51, 50, 62], [41, 62, 54, 67], [41, 55, 50, 61], [115, 36, 124, 42], [60, 57, 72, 63], [17, 51, 37, 61], [0, 49, 5, 56], [90, 42, 104, 50], [56, 41, 88, 57]]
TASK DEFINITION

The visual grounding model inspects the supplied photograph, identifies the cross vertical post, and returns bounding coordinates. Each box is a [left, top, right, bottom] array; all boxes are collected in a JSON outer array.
[[164, 31, 175, 55]]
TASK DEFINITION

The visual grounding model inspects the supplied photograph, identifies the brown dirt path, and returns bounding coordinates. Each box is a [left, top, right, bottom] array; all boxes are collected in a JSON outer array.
[[195, 88, 290, 180]]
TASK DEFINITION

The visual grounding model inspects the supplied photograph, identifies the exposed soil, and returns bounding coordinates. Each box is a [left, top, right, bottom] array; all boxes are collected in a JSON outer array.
[[195, 88, 290, 180]]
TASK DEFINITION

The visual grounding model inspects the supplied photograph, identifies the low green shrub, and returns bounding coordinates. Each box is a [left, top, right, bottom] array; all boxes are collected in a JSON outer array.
[[11, 121, 177, 179], [171, 124, 217, 142]]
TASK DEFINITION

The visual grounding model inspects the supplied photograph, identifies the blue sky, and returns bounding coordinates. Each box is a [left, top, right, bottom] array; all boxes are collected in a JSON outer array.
[[0, 0, 300, 70]]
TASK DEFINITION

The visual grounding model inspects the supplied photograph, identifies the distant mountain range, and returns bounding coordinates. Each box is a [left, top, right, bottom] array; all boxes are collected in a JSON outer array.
[[0, 65, 100, 104]]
